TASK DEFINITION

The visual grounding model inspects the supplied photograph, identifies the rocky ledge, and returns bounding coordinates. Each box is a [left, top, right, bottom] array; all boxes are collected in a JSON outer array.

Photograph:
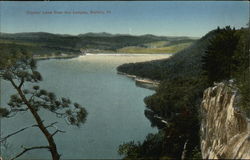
[[200, 82, 250, 159]]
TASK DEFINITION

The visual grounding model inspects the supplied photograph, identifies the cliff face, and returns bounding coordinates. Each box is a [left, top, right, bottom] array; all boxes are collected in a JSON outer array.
[[200, 82, 250, 159]]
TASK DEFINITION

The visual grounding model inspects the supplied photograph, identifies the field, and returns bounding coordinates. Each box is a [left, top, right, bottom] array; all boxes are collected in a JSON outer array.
[[117, 42, 193, 54]]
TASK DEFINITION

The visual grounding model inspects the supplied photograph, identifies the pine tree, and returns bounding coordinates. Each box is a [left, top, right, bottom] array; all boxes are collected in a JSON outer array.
[[0, 48, 87, 160], [233, 28, 250, 116], [202, 26, 240, 84]]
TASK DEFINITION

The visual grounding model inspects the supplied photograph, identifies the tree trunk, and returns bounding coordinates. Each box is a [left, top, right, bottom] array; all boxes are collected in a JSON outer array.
[[181, 139, 188, 160], [11, 81, 60, 160]]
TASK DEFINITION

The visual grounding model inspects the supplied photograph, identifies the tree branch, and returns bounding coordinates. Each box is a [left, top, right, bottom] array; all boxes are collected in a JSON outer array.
[[10, 145, 50, 160], [28, 91, 37, 103], [9, 78, 18, 90], [0, 124, 38, 143], [10, 108, 28, 112], [45, 121, 58, 128], [51, 110, 66, 118], [18, 77, 24, 89], [45, 122, 65, 137], [5, 107, 28, 118], [51, 129, 66, 137]]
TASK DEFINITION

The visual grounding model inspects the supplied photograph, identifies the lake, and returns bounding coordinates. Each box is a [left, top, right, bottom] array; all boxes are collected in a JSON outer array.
[[1, 54, 170, 159]]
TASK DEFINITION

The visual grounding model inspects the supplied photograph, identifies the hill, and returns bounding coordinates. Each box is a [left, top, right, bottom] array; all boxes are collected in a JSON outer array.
[[117, 27, 250, 159], [0, 32, 196, 56], [117, 29, 216, 80]]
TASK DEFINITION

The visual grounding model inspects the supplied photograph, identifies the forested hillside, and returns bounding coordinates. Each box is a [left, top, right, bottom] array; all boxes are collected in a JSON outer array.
[[117, 29, 217, 80], [117, 26, 249, 159]]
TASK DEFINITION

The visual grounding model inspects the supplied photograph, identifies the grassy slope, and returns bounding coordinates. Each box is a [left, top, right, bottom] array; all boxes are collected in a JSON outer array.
[[117, 42, 193, 54], [117, 30, 215, 80]]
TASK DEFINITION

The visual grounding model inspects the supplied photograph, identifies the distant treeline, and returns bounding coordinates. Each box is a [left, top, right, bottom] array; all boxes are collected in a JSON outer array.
[[0, 32, 195, 55]]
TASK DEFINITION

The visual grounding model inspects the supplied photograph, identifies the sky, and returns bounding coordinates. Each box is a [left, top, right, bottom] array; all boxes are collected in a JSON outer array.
[[0, 1, 249, 37]]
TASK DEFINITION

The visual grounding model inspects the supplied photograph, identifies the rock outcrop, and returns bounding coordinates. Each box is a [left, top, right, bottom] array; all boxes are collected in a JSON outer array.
[[200, 82, 250, 159]]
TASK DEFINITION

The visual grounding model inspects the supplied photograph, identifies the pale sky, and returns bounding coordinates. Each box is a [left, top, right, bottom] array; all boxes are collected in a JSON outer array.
[[0, 1, 249, 37]]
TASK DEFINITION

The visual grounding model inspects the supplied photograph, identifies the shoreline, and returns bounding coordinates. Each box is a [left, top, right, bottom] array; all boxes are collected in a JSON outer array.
[[33, 52, 172, 60], [117, 71, 160, 90], [33, 54, 80, 61], [84, 53, 173, 56]]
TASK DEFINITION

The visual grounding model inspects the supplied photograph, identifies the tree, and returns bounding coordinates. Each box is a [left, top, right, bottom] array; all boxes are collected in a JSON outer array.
[[0, 48, 87, 160], [119, 76, 206, 159], [202, 26, 250, 116], [233, 28, 250, 116], [202, 26, 240, 84]]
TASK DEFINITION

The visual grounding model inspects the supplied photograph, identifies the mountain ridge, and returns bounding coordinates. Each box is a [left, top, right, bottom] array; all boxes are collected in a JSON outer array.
[[0, 31, 196, 55], [0, 31, 200, 39]]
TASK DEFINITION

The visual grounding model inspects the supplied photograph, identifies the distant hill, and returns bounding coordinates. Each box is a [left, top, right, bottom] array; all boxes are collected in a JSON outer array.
[[78, 32, 115, 37], [117, 29, 217, 80], [0, 32, 196, 56]]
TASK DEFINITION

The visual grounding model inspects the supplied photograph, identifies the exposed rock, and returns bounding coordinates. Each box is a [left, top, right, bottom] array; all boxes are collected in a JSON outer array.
[[200, 82, 250, 159]]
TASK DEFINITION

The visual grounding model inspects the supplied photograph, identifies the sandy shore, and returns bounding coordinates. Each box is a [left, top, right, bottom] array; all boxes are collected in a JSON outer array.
[[117, 71, 160, 90], [33, 55, 79, 60]]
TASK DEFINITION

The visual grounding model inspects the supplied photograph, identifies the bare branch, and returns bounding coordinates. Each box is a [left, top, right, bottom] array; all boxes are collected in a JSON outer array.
[[10, 145, 50, 160], [45, 121, 65, 137], [51, 129, 66, 137], [51, 110, 66, 118], [45, 121, 58, 128], [0, 124, 38, 143]]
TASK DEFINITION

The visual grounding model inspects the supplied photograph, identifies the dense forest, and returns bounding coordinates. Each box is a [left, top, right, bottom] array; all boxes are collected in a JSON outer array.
[[0, 32, 195, 55], [117, 26, 250, 159]]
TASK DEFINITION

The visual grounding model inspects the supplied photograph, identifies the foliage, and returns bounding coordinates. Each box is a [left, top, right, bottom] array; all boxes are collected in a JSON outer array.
[[202, 27, 250, 116], [118, 141, 141, 158], [202, 26, 240, 84], [144, 77, 206, 158], [233, 28, 250, 117], [236, 70, 250, 117], [190, 146, 202, 159], [118, 131, 166, 159], [144, 76, 207, 117]]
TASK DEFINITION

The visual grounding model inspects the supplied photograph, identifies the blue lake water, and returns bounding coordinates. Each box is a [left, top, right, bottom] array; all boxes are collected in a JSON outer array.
[[1, 54, 170, 159]]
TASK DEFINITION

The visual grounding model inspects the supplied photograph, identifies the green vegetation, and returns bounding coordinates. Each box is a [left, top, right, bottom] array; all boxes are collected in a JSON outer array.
[[117, 42, 192, 54], [117, 26, 249, 159], [144, 41, 171, 48], [233, 29, 250, 117], [118, 131, 168, 160], [0, 32, 195, 56], [202, 26, 240, 84], [0, 48, 87, 160], [117, 29, 215, 81], [202, 27, 250, 116], [118, 77, 207, 159]]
